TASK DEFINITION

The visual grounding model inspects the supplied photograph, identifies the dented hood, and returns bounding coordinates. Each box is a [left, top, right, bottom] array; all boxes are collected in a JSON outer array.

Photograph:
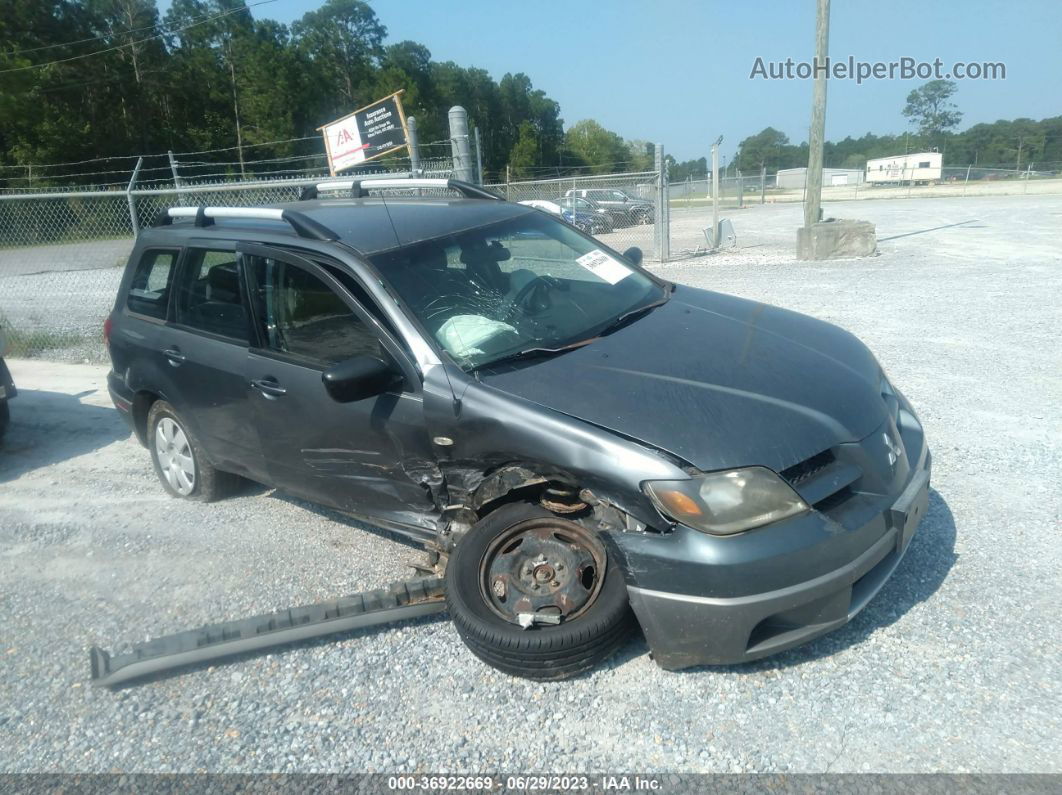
[[476, 285, 887, 473]]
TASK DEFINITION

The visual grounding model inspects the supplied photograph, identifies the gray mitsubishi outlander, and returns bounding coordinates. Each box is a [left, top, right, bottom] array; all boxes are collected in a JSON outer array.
[[105, 177, 931, 679]]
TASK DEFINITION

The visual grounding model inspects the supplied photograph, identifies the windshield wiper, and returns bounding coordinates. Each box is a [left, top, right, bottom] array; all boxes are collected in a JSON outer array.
[[595, 295, 669, 337], [469, 338, 594, 373]]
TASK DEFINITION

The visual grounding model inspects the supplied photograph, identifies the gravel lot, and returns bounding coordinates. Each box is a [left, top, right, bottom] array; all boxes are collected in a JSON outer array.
[[0, 194, 1060, 773]]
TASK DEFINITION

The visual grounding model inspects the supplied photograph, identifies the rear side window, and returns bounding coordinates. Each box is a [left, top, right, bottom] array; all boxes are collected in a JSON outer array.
[[174, 249, 249, 342], [126, 249, 177, 319]]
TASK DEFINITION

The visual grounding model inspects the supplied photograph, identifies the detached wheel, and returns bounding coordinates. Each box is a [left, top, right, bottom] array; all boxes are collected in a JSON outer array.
[[147, 400, 235, 502], [445, 503, 634, 680]]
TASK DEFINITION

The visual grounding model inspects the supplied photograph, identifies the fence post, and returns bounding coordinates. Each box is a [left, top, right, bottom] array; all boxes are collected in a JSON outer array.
[[448, 106, 475, 182], [474, 126, 484, 185], [964, 164, 971, 196], [126, 156, 144, 238], [760, 165, 766, 204], [168, 150, 184, 205], [737, 170, 744, 208], [505, 164, 511, 200], [653, 143, 669, 262], [406, 115, 422, 175]]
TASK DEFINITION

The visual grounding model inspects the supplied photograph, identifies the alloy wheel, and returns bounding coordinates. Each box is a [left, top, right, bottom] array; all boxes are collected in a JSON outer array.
[[154, 417, 196, 496]]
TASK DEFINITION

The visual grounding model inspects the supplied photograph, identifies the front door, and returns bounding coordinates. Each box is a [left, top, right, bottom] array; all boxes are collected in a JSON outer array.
[[238, 244, 440, 536]]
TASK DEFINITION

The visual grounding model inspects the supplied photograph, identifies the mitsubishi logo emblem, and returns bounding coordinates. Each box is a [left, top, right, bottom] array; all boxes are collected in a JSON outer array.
[[883, 431, 903, 468]]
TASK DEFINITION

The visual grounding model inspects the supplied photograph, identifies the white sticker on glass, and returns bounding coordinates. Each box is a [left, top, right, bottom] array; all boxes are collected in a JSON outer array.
[[575, 249, 632, 285]]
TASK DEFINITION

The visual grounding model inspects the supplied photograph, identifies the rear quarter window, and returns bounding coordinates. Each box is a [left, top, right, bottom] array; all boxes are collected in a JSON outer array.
[[126, 249, 178, 319]]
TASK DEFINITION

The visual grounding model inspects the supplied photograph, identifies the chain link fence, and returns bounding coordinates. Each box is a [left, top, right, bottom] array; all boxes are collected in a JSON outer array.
[[484, 170, 669, 263], [0, 159, 457, 362]]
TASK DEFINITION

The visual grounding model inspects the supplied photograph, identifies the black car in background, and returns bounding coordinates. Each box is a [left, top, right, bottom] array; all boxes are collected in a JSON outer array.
[[0, 326, 15, 442], [564, 187, 654, 226], [104, 177, 930, 680], [552, 196, 615, 231]]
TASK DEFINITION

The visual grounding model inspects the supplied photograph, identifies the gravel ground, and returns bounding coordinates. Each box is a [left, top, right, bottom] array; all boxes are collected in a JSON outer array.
[[0, 194, 1060, 773]]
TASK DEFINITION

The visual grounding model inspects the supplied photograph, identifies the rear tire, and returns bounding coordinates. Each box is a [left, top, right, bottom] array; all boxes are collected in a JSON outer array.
[[147, 400, 237, 502], [445, 502, 634, 680]]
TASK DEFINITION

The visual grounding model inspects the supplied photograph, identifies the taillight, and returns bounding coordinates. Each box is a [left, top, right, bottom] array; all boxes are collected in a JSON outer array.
[[103, 315, 113, 348]]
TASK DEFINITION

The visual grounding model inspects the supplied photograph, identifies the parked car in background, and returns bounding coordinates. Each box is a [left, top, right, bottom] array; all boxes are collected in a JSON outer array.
[[0, 326, 16, 442], [552, 196, 615, 231], [564, 188, 653, 226], [518, 199, 609, 235]]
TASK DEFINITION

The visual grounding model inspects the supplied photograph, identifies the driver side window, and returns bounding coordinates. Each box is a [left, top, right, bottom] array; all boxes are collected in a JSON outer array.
[[245, 256, 382, 367]]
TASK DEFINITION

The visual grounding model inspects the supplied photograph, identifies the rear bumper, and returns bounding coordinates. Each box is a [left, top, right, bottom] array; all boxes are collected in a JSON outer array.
[[617, 456, 931, 670], [107, 371, 137, 432]]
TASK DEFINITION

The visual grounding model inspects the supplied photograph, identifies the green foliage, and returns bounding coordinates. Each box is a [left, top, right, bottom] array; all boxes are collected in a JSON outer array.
[[903, 79, 962, 145]]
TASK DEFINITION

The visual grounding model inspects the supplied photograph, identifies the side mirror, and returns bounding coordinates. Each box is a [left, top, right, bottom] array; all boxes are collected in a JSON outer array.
[[622, 246, 643, 267], [322, 354, 401, 403]]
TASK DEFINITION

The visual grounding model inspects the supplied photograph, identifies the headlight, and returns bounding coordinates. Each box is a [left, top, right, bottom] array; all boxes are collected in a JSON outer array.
[[644, 467, 809, 536]]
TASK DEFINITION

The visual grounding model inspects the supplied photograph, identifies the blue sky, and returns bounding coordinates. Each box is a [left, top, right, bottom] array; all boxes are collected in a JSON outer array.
[[174, 0, 1061, 163]]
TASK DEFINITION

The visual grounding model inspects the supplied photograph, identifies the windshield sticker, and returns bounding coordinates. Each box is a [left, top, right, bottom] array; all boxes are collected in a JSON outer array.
[[575, 249, 633, 285]]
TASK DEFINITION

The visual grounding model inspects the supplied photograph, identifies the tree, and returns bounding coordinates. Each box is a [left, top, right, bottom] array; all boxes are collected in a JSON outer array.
[[563, 119, 630, 174], [902, 80, 962, 144], [292, 0, 386, 117], [507, 122, 539, 179], [737, 127, 800, 171]]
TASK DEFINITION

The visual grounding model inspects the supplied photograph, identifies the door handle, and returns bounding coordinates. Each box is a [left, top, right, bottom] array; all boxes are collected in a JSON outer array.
[[163, 348, 186, 366], [251, 378, 287, 398]]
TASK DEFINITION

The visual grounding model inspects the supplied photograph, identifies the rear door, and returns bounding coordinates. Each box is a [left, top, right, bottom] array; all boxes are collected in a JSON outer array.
[[237, 244, 439, 535], [167, 244, 267, 481]]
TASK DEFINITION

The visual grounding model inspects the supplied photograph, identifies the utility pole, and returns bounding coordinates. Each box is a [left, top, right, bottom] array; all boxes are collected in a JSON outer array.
[[803, 0, 830, 230], [474, 126, 484, 184]]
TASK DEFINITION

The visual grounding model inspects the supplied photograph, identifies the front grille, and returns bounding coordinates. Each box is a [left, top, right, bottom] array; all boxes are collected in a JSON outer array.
[[782, 448, 861, 513], [781, 449, 835, 486]]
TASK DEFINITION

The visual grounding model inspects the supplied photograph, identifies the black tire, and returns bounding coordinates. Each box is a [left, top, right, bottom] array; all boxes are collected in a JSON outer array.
[[146, 400, 237, 502], [445, 502, 634, 680]]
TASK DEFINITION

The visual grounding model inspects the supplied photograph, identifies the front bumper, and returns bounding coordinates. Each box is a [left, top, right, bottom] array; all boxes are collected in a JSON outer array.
[[614, 422, 931, 670]]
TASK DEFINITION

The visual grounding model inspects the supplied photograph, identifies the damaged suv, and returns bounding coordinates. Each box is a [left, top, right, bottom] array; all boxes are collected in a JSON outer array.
[[105, 177, 930, 679]]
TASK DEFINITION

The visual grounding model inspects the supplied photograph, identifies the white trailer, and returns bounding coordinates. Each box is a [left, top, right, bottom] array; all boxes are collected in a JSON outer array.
[[866, 152, 942, 184]]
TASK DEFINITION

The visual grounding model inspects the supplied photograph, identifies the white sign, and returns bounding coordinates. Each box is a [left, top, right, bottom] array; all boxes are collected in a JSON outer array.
[[322, 116, 369, 173], [319, 92, 409, 175], [576, 249, 633, 285]]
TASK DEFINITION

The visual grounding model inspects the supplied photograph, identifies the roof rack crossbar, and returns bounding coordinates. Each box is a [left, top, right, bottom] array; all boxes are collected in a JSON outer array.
[[311, 176, 503, 201], [164, 206, 338, 241]]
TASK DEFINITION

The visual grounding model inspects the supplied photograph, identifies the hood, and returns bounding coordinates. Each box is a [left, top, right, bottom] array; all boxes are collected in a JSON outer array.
[[477, 285, 887, 473]]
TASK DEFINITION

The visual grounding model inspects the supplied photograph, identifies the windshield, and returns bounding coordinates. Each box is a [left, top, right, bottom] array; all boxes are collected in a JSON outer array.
[[370, 212, 664, 369]]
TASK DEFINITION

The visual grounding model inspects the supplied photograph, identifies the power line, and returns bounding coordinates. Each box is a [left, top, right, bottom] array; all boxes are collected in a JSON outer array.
[[0, 0, 278, 75], [2, 1, 273, 58]]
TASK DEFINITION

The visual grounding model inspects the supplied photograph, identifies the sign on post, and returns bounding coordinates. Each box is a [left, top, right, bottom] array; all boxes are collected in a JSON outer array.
[[319, 91, 410, 175]]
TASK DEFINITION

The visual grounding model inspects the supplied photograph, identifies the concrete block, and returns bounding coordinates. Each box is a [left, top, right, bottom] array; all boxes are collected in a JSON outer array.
[[797, 219, 877, 260]]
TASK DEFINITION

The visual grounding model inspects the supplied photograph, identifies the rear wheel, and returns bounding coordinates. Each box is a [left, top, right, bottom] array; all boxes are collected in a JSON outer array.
[[147, 400, 236, 502], [445, 502, 634, 680]]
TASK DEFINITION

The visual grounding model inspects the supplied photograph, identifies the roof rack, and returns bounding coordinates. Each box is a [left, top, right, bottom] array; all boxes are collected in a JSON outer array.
[[301, 176, 503, 202], [161, 206, 338, 241]]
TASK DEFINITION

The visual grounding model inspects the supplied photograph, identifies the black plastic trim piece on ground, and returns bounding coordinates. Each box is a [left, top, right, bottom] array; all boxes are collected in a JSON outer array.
[[89, 578, 446, 688]]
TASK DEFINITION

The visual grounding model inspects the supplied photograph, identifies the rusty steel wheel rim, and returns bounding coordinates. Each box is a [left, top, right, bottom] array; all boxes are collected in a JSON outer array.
[[479, 517, 607, 626]]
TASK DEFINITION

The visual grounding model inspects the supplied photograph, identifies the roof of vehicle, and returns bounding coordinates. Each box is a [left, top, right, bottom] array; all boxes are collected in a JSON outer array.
[[156, 196, 537, 255]]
